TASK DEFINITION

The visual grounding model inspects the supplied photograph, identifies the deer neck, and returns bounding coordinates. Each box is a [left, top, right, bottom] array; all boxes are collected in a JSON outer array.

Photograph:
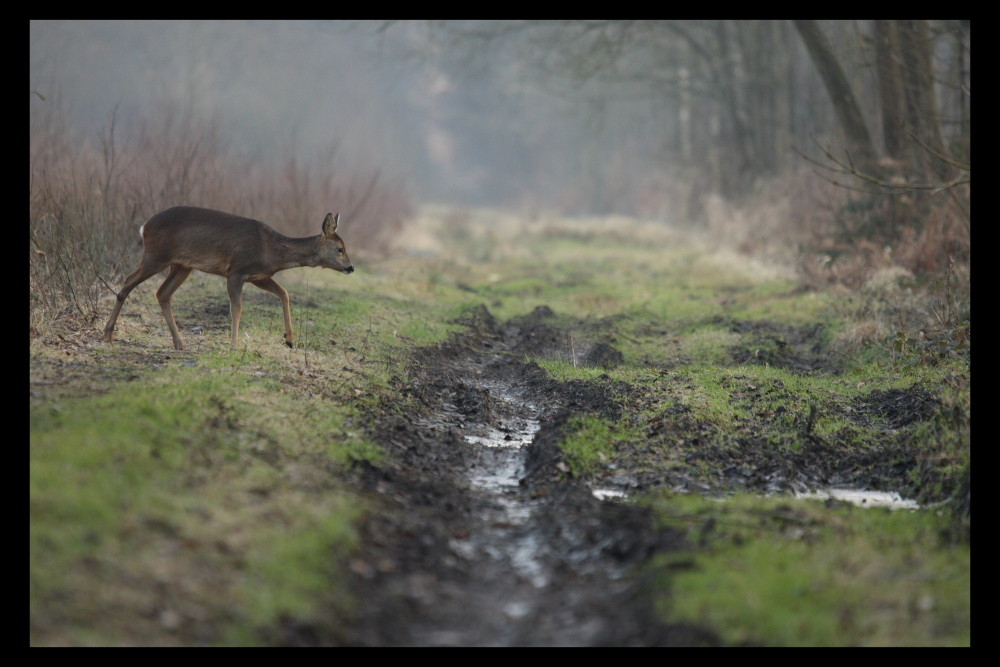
[[271, 234, 325, 271]]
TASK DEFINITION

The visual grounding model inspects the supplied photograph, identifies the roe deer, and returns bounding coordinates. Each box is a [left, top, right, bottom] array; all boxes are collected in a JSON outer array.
[[103, 206, 354, 350]]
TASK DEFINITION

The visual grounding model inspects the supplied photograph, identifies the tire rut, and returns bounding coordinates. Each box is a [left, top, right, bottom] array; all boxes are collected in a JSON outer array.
[[330, 308, 717, 646]]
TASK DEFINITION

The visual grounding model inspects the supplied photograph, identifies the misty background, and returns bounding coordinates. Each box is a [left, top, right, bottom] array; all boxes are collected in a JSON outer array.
[[30, 20, 970, 262], [27, 19, 838, 221], [30, 21, 600, 210]]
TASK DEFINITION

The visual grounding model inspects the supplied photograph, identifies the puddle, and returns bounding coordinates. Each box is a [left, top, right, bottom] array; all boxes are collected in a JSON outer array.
[[588, 485, 919, 511], [591, 488, 628, 501], [796, 488, 920, 510], [459, 388, 548, 588], [464, 421, 540, 449]]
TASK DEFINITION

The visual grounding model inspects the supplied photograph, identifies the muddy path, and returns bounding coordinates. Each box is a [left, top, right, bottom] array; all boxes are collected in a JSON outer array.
[[283, 306, 714, 647], [261, 303, 956, 647]]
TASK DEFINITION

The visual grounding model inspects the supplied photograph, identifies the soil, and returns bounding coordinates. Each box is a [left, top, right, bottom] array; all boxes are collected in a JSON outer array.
[[262, 305, 949, 647]]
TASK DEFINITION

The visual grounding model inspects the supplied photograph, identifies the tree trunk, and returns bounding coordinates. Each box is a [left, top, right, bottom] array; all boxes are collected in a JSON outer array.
[[896, 20, 951, 180], [873, 21, 905, 160], [713, 20, 754, 197], [792, 20, 878, 172]]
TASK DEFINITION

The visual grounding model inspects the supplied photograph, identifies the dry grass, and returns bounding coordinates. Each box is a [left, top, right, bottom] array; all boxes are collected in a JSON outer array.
[[693, 165, 969, 358]]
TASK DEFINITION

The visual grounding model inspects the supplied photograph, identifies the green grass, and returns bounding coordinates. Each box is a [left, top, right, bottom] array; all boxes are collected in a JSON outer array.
[[30, 250, 487, 645], [648, 493, 970, 646], [559, 414, 640, 476], [30, 348, 377, 645], [228, 500, 361, 644], [30, 206, 970, 646]]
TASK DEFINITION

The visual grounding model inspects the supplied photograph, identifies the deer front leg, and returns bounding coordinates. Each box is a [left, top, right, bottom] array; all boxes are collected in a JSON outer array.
[[251, 277, 295, 347], [104, 260, 171, 342], [226, 274, 247, 348]]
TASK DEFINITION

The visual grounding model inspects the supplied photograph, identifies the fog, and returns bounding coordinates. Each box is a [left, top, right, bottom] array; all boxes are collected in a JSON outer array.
[[30, 20, 654, 213], [33, 21, 968, 225]]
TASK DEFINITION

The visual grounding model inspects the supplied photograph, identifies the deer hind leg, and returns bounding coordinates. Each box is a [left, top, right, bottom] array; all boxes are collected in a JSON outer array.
[[156, 265, 193, 350], [251, 277, 295, 347], [104, 259, 170, 342]]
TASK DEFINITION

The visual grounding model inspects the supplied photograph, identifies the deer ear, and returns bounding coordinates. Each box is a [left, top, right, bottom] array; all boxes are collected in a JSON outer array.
[[323, 212, 339, 236]]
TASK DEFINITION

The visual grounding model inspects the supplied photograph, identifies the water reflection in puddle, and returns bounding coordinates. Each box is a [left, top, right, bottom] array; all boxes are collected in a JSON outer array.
[[464, 422, 540, 449], [462, 396, 548, 588], [591, 488, 628, 501], [589, 486, 919, 510], [795, 488, 919, 510]]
